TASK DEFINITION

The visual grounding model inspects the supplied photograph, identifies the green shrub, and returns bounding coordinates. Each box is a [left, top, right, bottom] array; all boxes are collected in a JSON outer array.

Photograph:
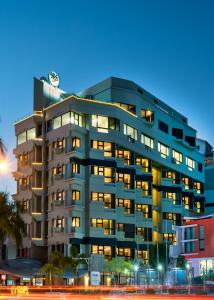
[[146, 288, 156, 294], [195, 289, 208, 295], [168, 288, 177, 294]]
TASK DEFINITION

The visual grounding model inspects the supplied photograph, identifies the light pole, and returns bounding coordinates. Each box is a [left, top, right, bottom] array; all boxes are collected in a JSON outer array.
[[134, 264, 139, 286], [186, 263, 191, 295], [124, 268, 128, 285], [157, 264, 163, 294]]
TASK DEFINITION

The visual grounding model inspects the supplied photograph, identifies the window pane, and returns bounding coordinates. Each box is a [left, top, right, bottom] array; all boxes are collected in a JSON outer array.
[[53, 116, 61, 129], [62, 112, 70, 126], [17, 132, 27, 145], [27, 128, 36, 140]]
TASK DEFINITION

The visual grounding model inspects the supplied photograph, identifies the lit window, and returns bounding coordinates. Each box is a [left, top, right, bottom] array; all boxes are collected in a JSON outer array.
[[135, 181, 150, 195], [135, 156, 150, 172], [116, 173, 131, 189], [91, 218, 114, 235], [124, 124, 138, 140], [72, 137, 80, 148], [141, 133, 154, 149], [92, 115, 109, 133], [116, 248, 131, 258], [116, 149, 132, 165], [186, 157, 195, 171], [172, 150, 182, 164], [158, 142, 169, 159], [91, 166, 114, 183], [91, 140, 113, 157], [91, 192, 113, 208], [116, 199, 133, 214], [72, 163, 80, 174], [91, 245, 112, 259], [72, 217, 80, 227], [141, 109, 154, 123], [72, 190, 80, 201]]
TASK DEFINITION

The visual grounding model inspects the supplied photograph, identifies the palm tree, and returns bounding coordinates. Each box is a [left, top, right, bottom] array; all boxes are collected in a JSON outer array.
[[0, 192, 26, 263], [39, 251, 67, 285], [39, 263, 62, 285], [63, 246, 87, 285]]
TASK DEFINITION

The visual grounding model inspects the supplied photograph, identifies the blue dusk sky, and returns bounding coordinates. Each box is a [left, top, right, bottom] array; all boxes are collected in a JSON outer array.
[[0, 0, 214, 194]]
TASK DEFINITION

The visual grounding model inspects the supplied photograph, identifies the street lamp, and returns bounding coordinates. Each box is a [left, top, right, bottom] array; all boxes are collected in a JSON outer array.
[[157, 264, 163, 294], [124, 268, 128, 285], [186, 263, 191, 294], [134, 265, 139, 286]]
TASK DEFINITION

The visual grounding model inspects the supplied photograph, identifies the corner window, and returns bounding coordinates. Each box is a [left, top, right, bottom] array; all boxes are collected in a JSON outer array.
[[158, 142, 169, 159], [72, 137, 80, 148], [72, 163, 80, 174], [72, 190, 80, 201], [72, 217, 80, 227]]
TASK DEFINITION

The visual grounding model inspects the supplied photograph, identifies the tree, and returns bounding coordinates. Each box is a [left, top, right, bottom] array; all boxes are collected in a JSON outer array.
[[64, 246, 87, 284], [104, 257, 133, 284], [39, 263, 62, 285], [0, 192, 25, 262], [149, 243, 168, 268], [39, 251, 66, 285], [176, 255, 186, 268]]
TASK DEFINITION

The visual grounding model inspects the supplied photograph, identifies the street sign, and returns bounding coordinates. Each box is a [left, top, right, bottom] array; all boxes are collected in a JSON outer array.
[[90, 271, 100, 286]]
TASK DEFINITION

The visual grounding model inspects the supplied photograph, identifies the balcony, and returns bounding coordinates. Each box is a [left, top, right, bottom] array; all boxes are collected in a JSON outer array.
[[162, 199, 182, 214], [53, 173, 64, 180], [54, 147, 65, 155], [54, 200, 64, 206], [53, 227, 64, 233]]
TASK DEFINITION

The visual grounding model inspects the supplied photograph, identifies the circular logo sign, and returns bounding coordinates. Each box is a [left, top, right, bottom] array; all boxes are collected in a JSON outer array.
[[48, 71, 59, 87]]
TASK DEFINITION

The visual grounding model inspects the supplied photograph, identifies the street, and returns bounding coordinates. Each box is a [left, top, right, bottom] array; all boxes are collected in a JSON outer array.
[[0, 294, 214, 300]]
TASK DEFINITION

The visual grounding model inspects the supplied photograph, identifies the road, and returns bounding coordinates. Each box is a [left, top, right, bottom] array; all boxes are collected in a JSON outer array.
[[0, 294, 214, 300]]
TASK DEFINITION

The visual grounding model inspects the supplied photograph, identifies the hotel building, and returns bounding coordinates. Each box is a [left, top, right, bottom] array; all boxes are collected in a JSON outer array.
[[13, 75, 205, 268]]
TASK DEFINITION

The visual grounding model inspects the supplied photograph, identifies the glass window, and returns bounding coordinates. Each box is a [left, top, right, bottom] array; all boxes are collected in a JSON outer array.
[[27, 128, 36, 140], [158, 120, 168, 134], [172, 149, 183, 164], [72, 217, 80, 227], [186, 157, 195, 171], [72, 190, 80, 201], [72, 137, 80, 148], [124, 124, 138, 140], [92, 115, 108, 133], [135, 156, 150, 172], [141, 109, 154, 122], [72, 163, 80, 174], [91, 192, 113, 208], [141, 133, 154, 149], [91, 140, 113, 157], [116, 173, 131, 189], [158, 142, 169, 159], [62, 112, 70, 126], [17, 131, 27, 145], [53, 116, 61, 129], [91, 245, 112, 259], [71, 112, 83, 126]]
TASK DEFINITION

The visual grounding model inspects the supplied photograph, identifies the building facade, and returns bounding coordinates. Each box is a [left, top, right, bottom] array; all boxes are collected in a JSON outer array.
[[13, 75, 205, 269], [170, 215, 214, 277]]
